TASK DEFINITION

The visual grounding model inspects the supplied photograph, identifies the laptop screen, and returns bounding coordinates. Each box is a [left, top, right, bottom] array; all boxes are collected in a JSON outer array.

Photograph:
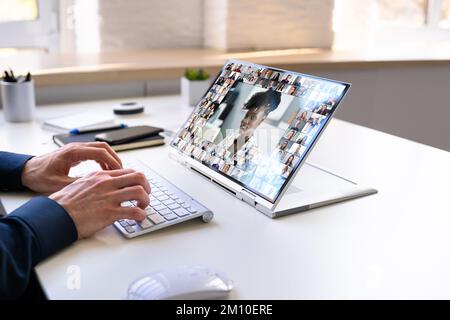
[[171, 60, 350, 203]]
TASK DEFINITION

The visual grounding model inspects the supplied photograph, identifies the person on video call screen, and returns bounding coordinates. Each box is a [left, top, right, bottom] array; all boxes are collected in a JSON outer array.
[[212, 87, 281, 161]]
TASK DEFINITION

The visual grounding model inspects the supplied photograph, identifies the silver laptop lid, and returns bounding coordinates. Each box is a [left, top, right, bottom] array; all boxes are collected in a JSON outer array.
[[170, 59, 350, 208]]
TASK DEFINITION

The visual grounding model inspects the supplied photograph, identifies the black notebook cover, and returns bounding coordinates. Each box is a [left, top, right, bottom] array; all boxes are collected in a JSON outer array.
[[53, 127, 165, 152]]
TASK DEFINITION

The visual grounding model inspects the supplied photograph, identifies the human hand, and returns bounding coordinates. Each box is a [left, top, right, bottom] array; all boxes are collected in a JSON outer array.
[[22, 142, 122, 194], [49, 169, 151, 239]]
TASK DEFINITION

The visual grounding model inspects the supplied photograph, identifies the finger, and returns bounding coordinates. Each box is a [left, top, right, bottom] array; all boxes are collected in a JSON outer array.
[[73, 141, 122, 168], [70, 146, 122, 170], [103, 168, 136, 177], [96, 160, 109, 171], [84, 142, 123, 168], [62, 176, 79, 185], [113, 186, 150, 209], [70, 160, 82, 168], [84, 168, 134, 180], [110, 172, 151, 194], [114, 207, 146, 222], [67, 144, 112, 170]]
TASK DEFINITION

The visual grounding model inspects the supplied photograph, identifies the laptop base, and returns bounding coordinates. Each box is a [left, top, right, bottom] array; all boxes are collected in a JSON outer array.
[[271, 162, 377, 218]]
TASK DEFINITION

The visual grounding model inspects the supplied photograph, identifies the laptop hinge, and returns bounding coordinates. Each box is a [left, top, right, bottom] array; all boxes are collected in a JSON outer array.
[[240, 189, 257, 207]]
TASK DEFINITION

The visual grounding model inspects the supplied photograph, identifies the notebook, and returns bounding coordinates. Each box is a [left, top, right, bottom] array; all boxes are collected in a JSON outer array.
[[42, 111, 117, 133], [53, 127, 165, 152]]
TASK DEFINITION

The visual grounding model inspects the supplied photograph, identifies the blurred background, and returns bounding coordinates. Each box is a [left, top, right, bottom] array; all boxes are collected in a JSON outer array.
[[1, 0, 449, 151]]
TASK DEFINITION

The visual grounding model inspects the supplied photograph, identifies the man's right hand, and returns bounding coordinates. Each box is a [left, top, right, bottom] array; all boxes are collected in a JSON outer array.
[[49, 169, 151, 239]]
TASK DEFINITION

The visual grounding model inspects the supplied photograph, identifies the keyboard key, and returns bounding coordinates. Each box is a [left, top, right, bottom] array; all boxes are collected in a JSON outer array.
[[167, 203, 180, 210], [181, 203, 191, 209], [151, 199, 161, 206], [152, 204, 166, 211], [145, 207, 157, 215], [125, 226, 135, 233], [162, 199, 175, 206], [148, 213, 165, 225], [121, 201, 134, 208], [175, 199, 185, 205], [174, 208, 189, 217], [156, 195, 169, 201], [152, 191, 164, 197], [164, 213, 178, 221], [186, 207, 198, 213], [127, 220, 137, 226], [158, 208, 172, 216], [138, 218, 153, 229], [119, 220, 129, 227]]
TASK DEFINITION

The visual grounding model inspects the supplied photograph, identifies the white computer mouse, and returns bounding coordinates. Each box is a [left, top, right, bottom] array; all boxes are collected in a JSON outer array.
[[127, 265, 234, 300]]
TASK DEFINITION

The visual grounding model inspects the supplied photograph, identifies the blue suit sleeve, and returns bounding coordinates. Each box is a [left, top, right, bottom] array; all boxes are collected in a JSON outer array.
[[0, 152, 34, 190], [0, 196, 78, 299]]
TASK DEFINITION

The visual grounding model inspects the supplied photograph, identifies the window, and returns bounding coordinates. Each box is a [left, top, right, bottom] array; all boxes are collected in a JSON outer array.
[[333, 0, 450, 50], [440, 0, 450, 27], [376, 0, 450, 28], [0, 0, 38, 23], [376, 0, 427, 26], [0, 0, 58, 52]]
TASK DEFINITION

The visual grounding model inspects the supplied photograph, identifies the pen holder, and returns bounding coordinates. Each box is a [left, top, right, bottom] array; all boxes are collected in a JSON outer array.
[[0, 79, 36, 122]]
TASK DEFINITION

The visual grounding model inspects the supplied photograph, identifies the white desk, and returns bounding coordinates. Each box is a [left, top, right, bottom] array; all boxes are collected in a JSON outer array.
[[1, 95, 449, 299]]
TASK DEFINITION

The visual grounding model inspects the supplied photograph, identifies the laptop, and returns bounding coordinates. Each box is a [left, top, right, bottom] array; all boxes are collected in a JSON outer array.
[[167, 59, 377, 218], [82, 59, 377, 238]]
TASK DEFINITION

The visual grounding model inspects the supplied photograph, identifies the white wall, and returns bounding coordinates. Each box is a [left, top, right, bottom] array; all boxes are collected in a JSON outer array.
[[205, 0, 334, 50], [317, 65, 450, 152], [60, 0, 334, 52], [98, 0, 204, 50], [204, 0, 227, 49]]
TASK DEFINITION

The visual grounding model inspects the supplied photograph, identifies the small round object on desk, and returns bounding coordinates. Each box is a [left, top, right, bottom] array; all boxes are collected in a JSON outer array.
[[113, 102, 145, 115]]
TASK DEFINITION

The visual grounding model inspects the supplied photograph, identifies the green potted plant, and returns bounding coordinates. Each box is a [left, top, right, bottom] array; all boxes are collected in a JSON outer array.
[[181, 68, 211, 106]]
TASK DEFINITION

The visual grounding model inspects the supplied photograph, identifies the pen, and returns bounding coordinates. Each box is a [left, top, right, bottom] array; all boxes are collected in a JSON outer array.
[[2, 69, 32, 82], [3, 70, 15, 82], [9, 68, 16, 82], [70, 123, 127, 135], [3, 71, 10, 82]]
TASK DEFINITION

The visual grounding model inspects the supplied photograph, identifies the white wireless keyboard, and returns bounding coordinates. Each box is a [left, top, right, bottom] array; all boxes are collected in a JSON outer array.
[[115, 161, 213, 238], [71, 160, 213, 238]]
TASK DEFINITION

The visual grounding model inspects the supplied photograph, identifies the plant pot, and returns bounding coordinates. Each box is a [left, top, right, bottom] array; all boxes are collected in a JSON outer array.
[[181, 77, 211, 106]]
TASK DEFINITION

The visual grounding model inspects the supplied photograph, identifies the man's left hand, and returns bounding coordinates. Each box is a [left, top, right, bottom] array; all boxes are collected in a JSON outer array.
[[21, 142, 122, 194]]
